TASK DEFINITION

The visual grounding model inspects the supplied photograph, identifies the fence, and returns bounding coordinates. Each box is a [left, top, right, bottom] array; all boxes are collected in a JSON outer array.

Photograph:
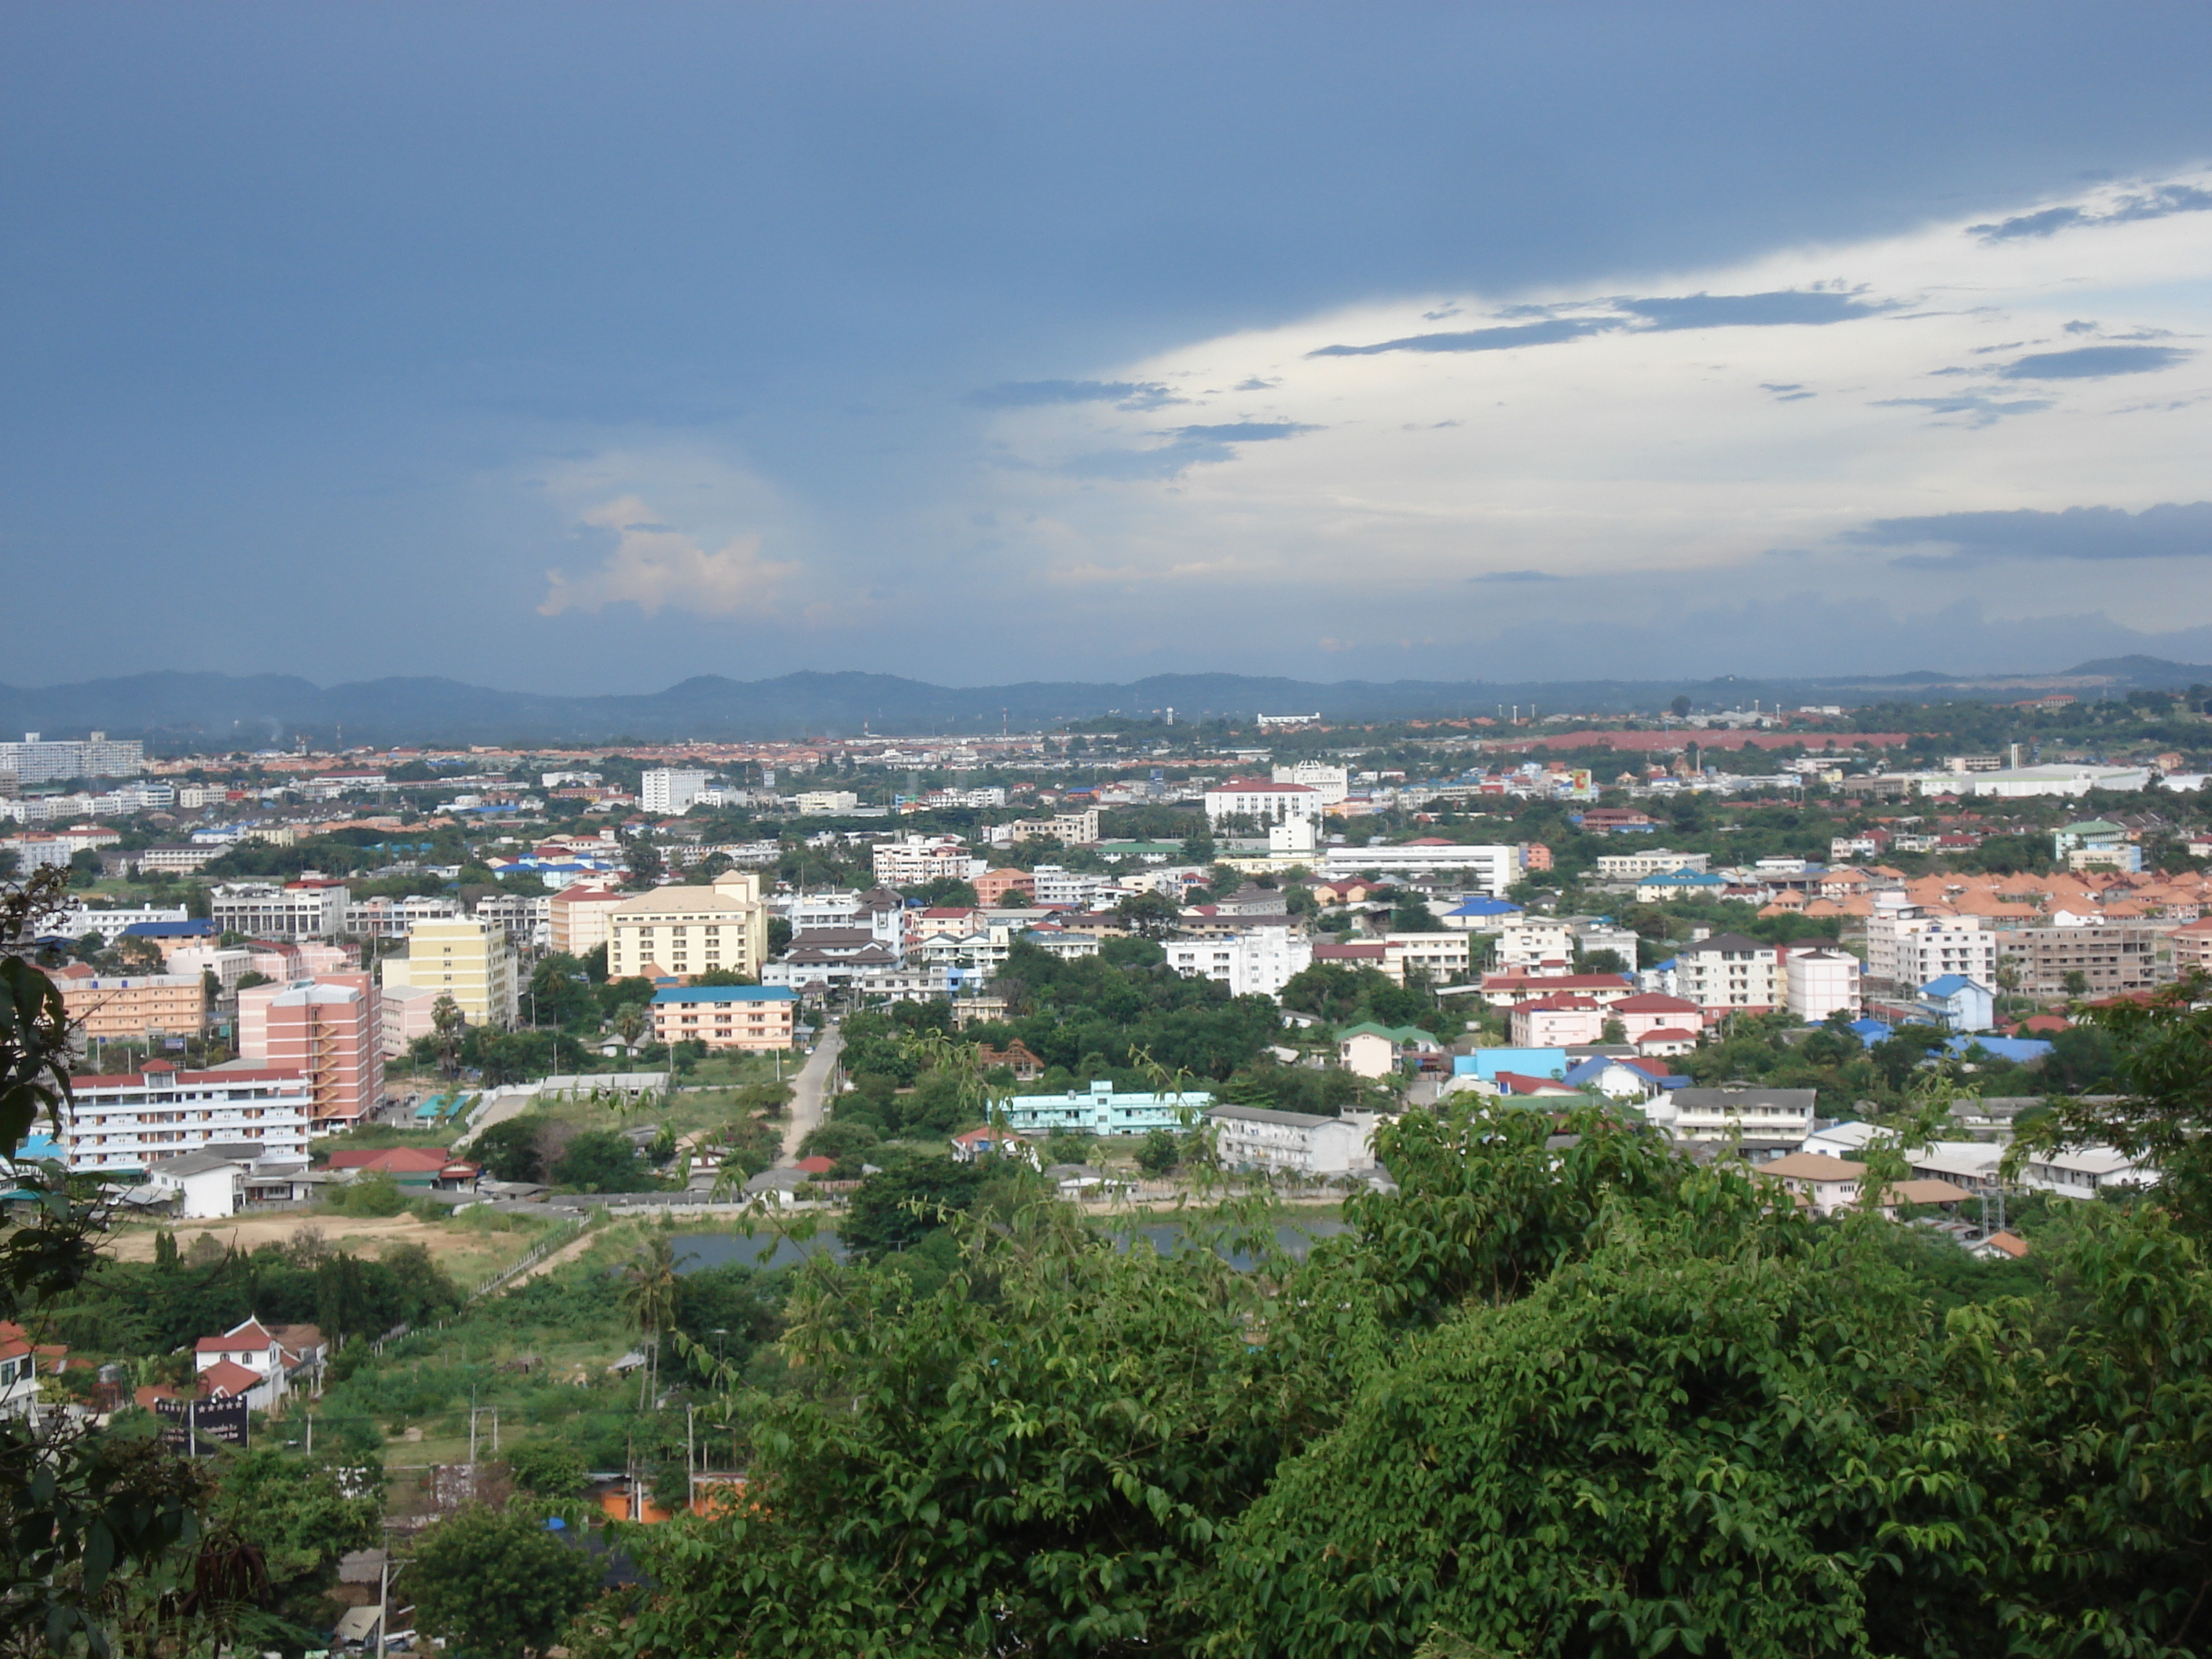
[[467, 1214, 591, 1301]]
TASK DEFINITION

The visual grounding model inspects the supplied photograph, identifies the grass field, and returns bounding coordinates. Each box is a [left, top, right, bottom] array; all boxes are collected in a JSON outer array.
[[102, 1206, 561, 1292]]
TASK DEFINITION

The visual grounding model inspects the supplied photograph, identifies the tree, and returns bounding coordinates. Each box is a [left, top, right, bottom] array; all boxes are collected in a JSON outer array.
[[552, 1130, 644, 1193], [405, 1504, 600, 1659], [623, 834, 664, 889], [472, 1117, 547, 1183], [1135, 1127, 1180, 1175], [1114, 889, 1182, 939], [430, 993, 465, 1076], [618, 1236, 683, 1408], [840, 1157, 988, 1262], [1670, 693, 1693, 719], [2063, 968, 2089, 997], [506, 1440, 588, 1500]]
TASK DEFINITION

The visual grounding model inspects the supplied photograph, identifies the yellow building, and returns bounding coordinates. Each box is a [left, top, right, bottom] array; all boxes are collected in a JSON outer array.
[[380, 917, 518, 1028], [606, 871, 769, 981]]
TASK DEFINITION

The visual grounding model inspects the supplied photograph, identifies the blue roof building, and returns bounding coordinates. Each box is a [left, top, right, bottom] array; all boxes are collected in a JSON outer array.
[[1454, 1046, 1568, 1082], [1944, 1035, 2055, 1065], [122, 920, 215, 940]]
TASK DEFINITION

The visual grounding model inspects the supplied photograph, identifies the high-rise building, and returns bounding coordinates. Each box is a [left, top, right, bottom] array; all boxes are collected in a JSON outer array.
[[236, 973, 384, 1129], [549, 884, 627, 956], [49, 964, 207, 1043], [0, 731, 145, 784], [606, 870, 769, 980], [379, 917, 518, 1028], [641, 769, 711, 815]]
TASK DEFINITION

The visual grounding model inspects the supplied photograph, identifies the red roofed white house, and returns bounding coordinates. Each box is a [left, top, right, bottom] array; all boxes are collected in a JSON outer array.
[[1480, 972, 1638, 1009], [1202, 778, 1323, 829], [1606, 993, 1708, 1038], [1634, 1027, 1700, 1057], [193, 1316, 328, 1407]]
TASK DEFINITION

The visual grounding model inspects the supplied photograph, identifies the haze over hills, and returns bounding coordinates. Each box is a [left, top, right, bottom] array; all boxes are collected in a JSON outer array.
[[2, 659, 2207, 749]]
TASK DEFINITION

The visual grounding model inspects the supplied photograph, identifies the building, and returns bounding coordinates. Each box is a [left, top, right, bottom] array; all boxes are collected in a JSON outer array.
[[793, 789, 861, 815], [2170, 916, 2212, 975], [379, 917, 519, 1028], [136, 843, 225, 874], [146, 1152, 249, 1219], [649, 985, 800, 1051], [1203, 778, 1323, 829], [972, 868, 1036, 905], [343, 894, 463, 938], [1917, 975, 1995, 1035], [2015, 1145, 2158, 1198], [472, 892, 551, 947], [209, 881, 350, 940], [49, 965, 206, 1044], [1207, 1104, 1373, 1176], [0, 731, 144, 784], [1322, 843, 1519, 895], [871, 835, 980, 886], [1755, 1152, 1865, 1217], [57, 903, 188, 939], [1489, 918, 1575, 972], [2054, 819, 2140, 873], [606, 870, 771, 982], [1163, 925, 1314, 999], [1672, 934, 1784, 1015], [193, 1317, 322, 1407], [1865, 907, 1998, 993], [1961, 764, 2151, 799], [380, 983, 444, 1057], [1634, 870, 1734, 903], [998, 808, 1103, 846], [236, 974, 383, 1129], [1594, 849, 1710, 881], [1508, 995, 1611, 1048], [1, 1321, 64, 1420], [1998, 926, 2161, 1000], [59, 1061, 312, 1176], [1782, 947, 1862, 1023], [1269, 761, 1351, 806], [997, 1080, 1214, 1137], [641, 769, 712, 815], [1650, 1085, 1818, 1148], [549, 883, 627, 956]]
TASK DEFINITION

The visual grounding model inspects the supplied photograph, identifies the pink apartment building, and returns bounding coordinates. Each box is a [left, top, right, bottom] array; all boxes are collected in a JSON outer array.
[[236, 973, 383, 1129]]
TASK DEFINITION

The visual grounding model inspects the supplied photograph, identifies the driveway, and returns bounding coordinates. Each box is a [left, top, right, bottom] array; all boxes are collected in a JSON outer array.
[[778, 1025, 844, 1165]]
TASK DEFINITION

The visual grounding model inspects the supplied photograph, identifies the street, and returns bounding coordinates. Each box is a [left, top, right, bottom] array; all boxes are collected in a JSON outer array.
[[777, 1024, 844, 1166]]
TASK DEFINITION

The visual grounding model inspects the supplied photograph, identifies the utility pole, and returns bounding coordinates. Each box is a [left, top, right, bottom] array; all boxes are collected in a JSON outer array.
[[468, 1387, 478, 1466], [306, 1412, 313, 1455], [491, 1406, 499, 1455], [687, 1404, 696, 1511]]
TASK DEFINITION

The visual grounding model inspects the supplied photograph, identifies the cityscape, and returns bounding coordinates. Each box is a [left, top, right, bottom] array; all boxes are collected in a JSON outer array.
[[5, 5, 2212, 1656]]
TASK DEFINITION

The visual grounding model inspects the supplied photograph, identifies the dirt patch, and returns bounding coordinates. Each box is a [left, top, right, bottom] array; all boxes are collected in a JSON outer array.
[[101, 1213, 542, 1284]]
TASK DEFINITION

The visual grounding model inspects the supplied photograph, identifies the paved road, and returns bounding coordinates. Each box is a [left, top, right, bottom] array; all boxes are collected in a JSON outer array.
[[778, 1026, 844, 1166]]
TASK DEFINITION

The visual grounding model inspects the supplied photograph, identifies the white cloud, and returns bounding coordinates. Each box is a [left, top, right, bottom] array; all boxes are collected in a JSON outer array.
[[538, 495, 797, 617], [972, 170, 2212, 638]]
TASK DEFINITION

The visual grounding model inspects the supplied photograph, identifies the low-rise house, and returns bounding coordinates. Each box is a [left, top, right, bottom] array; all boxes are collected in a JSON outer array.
[[1654, 1085, 1817, 1148], [0, 1322, 66, 1421], [1756, 1152, 1866, 1217], [2016, 1145, 2159, 1198], [1633, 1026, 1699, 1057], [949, 1126, 1038, 1166], [1917, 975, 1995, 1034], [1207, 1104, 1374, 1176], [1336, 1022, 1441, 1078]]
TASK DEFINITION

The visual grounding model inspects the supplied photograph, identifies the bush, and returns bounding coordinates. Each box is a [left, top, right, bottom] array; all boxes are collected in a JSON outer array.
[[327, 1170, 408, 1218]]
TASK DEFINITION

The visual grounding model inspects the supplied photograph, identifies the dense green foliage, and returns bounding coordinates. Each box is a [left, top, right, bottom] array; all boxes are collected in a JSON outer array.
[[407, 1503, 602, 1659], [973, 940, 1282, 1082]]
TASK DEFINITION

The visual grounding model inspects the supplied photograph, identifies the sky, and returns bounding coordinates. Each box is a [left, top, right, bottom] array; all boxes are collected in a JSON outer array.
[[5, 2, 2212, 694]]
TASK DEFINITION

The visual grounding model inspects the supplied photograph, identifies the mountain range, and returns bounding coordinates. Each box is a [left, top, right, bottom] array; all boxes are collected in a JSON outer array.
[[0, 658, 2205, 749]]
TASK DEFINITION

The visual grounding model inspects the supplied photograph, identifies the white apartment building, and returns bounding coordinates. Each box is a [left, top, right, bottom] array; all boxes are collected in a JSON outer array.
[[1865, 906, 1998, 991], [1647, 1086, 1817, 1147], [472, 892, 551, 947], [0, 731, 144, 784], [549, 884, 627, 955], [57, 903, 188, 938], [170, 945, 260, 997], [1203, 778, 1321, 829], [641, 769, 711, 815], [60, 1061, 312, 1176], [1269, 763, 1350, 807], [1382, 932, 1474, 983], [606, 870, 771, 982], [872, 835, 983, 885], [210, 881, 350, 940], [1322, 843, 1518, 896], [996, 808, 1104, 846], [1163, 925, 1314, 998], [1207, 1104, 1373, 1176], [1489, 918, 1576, 972], [1782, 947, 1862, 1023], [1031, 865, 1116, 909], [344, 894, 463, 938], [1673, 933, 1783, 1013], [1594, 848, 1710, 881], [794, 790, 861, 815], [379, 917, 519, 1028]]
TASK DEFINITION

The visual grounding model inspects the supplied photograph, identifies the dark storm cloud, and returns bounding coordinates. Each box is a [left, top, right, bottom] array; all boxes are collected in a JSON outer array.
[[1846, 500, 2212, 569]]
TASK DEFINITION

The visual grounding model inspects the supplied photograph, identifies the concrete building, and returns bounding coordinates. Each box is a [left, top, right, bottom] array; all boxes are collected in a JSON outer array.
[[1322, 843, 1519, 895], [2054, 819, 2139, 873], [49, 965, 206, 1044], [1673, 934, 1784, 1015], [0, 731, 144, 784], [169, 944, 258, 998], [343, 894, 462, 938], [1269, 762, 1350, 807], [1998, 926, 2161, 1000], [380, 984, 445, 1057], [1489, 918, 1575, 972], [1961, 764, 2151, 799], [641, 768, 712, 815], [57, 903, 188, 939], [1782, 947, 1862, 1023], [59, 1061, 312, 1176], [379, 917, 518, 1028], [1594, 848, 1710, 881], [1755, 1152, 1865, 1217], [549, 883, 627, 956], [210, 881, 350, 940], [1203, 778, 1323, 829], [793, 789, 861, 815], [998, 1080, 1214, 1137], [1917, 975, 1995, 1035], [1649, 1085, 1818, 1148], [1207, 1103, 1373, 1176], [236, 974, 383, 1130], [1866, 906, 1998, 993], [871, 835, 980, 886], [1163, 924, 1313, 999], [2016, 1145, 2158, 1198], [649, 985, 800, 1051], [472, 892, 551, 947], [606, 870, 771, 982]]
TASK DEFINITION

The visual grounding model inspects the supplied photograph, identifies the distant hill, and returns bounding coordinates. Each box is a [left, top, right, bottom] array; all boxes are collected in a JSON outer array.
[[0, 658, 2205, 748]]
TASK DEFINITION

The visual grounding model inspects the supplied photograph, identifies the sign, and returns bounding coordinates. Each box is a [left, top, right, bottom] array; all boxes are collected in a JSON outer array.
[[163, 1037, 186, 1051], [154, 1395, 249, 1452]]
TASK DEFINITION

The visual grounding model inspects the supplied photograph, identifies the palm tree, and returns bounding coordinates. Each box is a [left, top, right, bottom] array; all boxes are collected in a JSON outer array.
[[617, 1236, 682, 1409]]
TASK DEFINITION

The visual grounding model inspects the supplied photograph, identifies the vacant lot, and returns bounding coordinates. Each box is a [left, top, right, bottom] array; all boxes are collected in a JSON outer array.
[[102, 1210, 555, 1289]]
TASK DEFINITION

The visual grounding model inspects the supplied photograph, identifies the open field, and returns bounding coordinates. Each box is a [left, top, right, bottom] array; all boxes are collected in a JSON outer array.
[[101, 1209, 557, 1290]]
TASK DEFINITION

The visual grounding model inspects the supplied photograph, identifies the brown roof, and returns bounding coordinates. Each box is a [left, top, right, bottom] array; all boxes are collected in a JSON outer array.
[[1759, 1153, 1866, 1181]]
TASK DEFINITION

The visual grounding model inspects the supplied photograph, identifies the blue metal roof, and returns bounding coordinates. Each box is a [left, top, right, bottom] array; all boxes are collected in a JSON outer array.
[[1919, 974, 1983, 998], [121, 920, 215, 938]]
